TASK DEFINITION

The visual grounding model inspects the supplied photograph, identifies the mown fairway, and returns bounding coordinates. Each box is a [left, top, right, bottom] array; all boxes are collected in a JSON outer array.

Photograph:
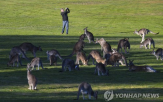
[[0, 0, 163, 102]]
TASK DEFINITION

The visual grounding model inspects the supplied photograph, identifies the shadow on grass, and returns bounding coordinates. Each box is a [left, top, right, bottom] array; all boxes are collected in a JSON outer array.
[[0, 88, 162, 102]]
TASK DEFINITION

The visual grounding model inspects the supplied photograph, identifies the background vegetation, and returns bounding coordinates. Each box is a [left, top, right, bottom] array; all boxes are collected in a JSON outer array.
[[0, 0, 163, 102]]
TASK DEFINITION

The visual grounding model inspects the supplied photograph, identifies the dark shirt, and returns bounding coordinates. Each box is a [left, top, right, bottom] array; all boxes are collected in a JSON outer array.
[[61, 8, 70, 21]]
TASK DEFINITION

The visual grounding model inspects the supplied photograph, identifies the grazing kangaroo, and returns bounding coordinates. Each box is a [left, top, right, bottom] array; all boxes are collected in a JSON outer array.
[[94, 63, 109, 76], [9, 46, 29, 61], [27, 57, 44, 70], [75, 52, 88, 65], [83, 27, 95, 43], [128, 60, 157, 72], [60, 58, 79, 72], [49, 55, 57, 66], [151, 48, 163, 60], [66, 40, 85, 57], [27, 68, 37, 90], [134, 28, 159, 43], [19, 42, 42, 57], [46, 49, 62, 60], [75, 82, 98, 100], [79, 34, 86, 41], [140, 38, 155, 49], [117, 38, 130, 54], [96, 38, 111, 58], [7, 54, 23, 67], [87, 50, 106, 65]]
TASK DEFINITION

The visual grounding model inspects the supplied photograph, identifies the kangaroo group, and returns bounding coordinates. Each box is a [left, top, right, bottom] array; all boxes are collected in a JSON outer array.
[[7, 27, 160, 100]]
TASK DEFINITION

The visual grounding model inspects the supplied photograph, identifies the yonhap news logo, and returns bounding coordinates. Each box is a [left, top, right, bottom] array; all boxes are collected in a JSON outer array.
[[104, 90, 159, 101], [104, 90, 114, 101]]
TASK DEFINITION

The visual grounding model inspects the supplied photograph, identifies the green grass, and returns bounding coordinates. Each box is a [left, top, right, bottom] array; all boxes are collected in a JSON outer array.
[[0, 0, 163, 102]]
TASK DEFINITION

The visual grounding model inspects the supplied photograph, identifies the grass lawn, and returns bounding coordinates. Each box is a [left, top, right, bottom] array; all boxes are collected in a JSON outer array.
[[0, 0, 163, 102]]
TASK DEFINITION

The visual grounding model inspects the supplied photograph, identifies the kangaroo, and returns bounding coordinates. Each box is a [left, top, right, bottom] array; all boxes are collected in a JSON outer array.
[[49, 55, 57, 66], [27, 57, 44, 70], [106, 54, 120, 67], [7, 54, 23, 67], [60, 58, 79, 72], [140, 38, 155, 49], [75, 52, 88, 65], [111, 49, 128, 66], [117, 38, 130, 54], [19, 42, 42, 57], [27, 69, 37, 90], [96, 38, 111, 58], [151, 48, 163, 60], [9, 46, 29, 61], [83, 27, 95, 43], [66, 40, 85, 57], [128, 60, 157, 72], [87, 50, 106, 65], [46, 49, 62, 60], [79, 34, 86, 41], [94, 63, 109, 76], [75, 82, 98, 100], [134, 28, 159, 43]]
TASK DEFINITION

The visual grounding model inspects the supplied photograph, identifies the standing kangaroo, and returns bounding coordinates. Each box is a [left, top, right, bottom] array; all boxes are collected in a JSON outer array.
[[87, 50, 106, 65], [128, 60, 157, 72], [27, 69, 37, 90], [75, 52, 88, 65], [9, 46, 29, 61], [60, 58, 79, 72], [7, 54, 23, 67], [140, 38, 155, 49], [19, 42, 42, 57], [27, 57, 44, 70], [75, 82, 98, 100], [117, 38, 130, 54], [94, 63, 109, 76], [46, 49, 62, 60], [66, 40, 85, 57], [96, 38, 111, 58], [151, 48, 163, 60], [134, 28, 159, 43], [83, 27, 95, 43]]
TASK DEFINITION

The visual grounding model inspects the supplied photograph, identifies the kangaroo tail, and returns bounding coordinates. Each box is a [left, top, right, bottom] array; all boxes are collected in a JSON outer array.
[[146, 66, 156, 72], [150, 30, 159, 35]]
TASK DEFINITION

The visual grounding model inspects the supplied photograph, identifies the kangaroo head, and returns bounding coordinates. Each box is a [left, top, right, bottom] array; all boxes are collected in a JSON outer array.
[[128, 60, 134, 66], [27, 63, 31, 69], [83, 27, 88, 31], [133, 29, 137, 34]]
